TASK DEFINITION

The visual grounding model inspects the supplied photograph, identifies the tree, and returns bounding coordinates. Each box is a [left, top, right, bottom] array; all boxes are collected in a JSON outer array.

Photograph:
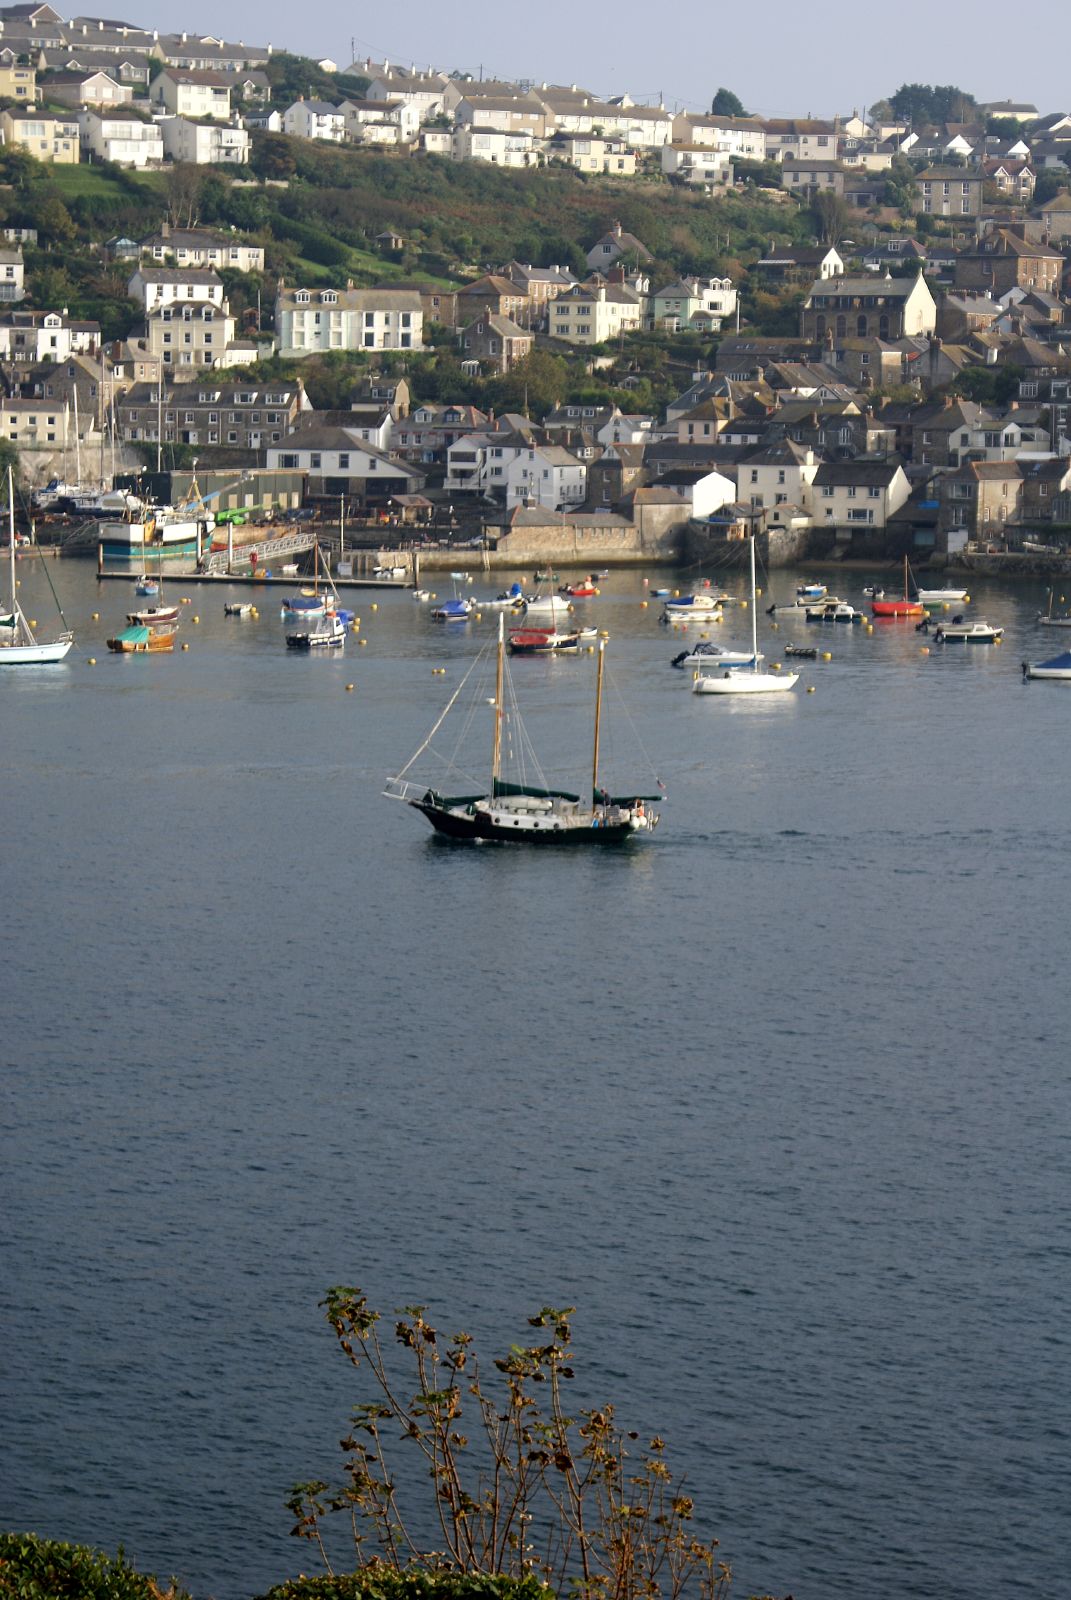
[[291, 1292, 736, 1600], [811, 190, 850, 246], [884, 155, 919, 215], [1034, 172, 1067, 207], [887, 82, 976, 126], [251, 131, 297, 180], [163, 162, 204, 230], [711, 87, 747, 118], [29, 192, 75, 246]]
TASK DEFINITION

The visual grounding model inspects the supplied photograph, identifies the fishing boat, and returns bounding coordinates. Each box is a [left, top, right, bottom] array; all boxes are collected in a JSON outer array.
[[671, 641, 762, 670], [871, 557, 925, 618], [694, 537, 799, 696], [1037, 589, 1071, 627], [107, 620, 177, 653], [805, 600, 862, 624], [932, 618, 1003, 643], [99, 499, 214, 560], [285, 612, 346, 650], [387, 614, 662, 844], [1, 467, 74, 666], [1023, 650, 1071, 681], [507, 628, 581, 654]]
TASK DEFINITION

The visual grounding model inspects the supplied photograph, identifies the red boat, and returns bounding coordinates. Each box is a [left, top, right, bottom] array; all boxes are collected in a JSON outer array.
[[563, 579, 599, 597], [508, 628, 580, 653], [871, 555, 926, 619]]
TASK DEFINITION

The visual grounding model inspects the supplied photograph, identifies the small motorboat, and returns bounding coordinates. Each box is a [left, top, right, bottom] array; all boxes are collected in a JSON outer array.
[[485, 583, 526, 609], [523, 593, 573, 623], [671, 641, 762, 669], [796, 582, 827, 601], [1023, 650, 1071, 681], [431, 598, 473, 621], [662, 594, 722, 621], [224, 602, 254, 617], [507, 628, 580, 654], [562, 580, 599, 597], [933, 619, 1003, 643], [917, 586, 969, 605], [806, 601, 862, 624], [285, 613, 346, 649], [412, 590, 431, 602], [784, 644, 819, 659], [127, 603, 180, 627], [134, 578, 159, 598], [767, 596, 838, 615]]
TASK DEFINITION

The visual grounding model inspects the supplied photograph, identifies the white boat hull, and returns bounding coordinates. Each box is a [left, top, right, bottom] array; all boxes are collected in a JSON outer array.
[[0, 635, 73, 665], [694, 669, 799, 694], [917, 588, 968, 603]]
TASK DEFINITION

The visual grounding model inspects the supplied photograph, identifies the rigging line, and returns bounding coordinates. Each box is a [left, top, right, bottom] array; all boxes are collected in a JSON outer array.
[[391, 640, 491, 782], [37, 548, 70, 630], [605, 663, 664, 788]]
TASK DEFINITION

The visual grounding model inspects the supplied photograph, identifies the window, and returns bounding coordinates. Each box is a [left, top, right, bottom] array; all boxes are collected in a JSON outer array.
[[310, 453, 321, 468], [227, 430, 238, 442], [339, 453, 349, 468], [867, 486, 880, 499], [821, 485, 834, 499]]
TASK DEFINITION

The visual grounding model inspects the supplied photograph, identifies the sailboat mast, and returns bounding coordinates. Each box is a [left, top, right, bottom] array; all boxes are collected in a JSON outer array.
[[750, 533, 758, 666], [7, 464, 15, 619], [492, 613, 505, 786], [592, 636, 606, 799]]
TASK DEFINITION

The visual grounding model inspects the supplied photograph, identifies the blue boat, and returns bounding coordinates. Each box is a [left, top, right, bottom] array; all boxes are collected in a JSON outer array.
[[431, 598, 472, 621]]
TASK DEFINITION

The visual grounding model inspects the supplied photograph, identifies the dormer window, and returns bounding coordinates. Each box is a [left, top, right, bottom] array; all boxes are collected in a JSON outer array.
[[321, 291, 337, 305], [295, 290, 311, 304]]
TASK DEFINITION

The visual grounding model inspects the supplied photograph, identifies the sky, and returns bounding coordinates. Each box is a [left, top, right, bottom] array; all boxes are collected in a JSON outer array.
[[129, 0, 1069, 118]]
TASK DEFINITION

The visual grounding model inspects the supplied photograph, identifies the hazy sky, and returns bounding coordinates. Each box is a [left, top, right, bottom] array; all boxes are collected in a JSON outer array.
[[131, 0, 1068, 117]]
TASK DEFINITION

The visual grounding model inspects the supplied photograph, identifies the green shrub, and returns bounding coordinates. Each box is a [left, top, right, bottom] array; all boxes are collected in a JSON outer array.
[[0, 1532, 189, 1600], [255, 1571, 551, 1600]]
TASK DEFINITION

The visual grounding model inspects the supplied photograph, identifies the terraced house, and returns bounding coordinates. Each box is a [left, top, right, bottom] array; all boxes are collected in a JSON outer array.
[[117, 383, 307, 448], [274, 285, 424, 354]]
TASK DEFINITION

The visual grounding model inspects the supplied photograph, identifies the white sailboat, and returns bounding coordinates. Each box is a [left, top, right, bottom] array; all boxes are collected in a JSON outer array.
[[693, 536, 798, 696], [1, 466, 74, 666]]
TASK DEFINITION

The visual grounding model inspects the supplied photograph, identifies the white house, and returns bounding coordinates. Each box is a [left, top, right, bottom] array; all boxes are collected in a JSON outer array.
[[670, 113, 767, 160], [0, 247, 25, 303], [275, 284, 424, 354], [549, 135, 637, 175], [140, 229, 264, 273], [266, 426, 426, 497], [78, 108, 163, 166], [127, 267, 225, 311], [152, 68, 232, 120], [160, 117, 250, 165], [451, 126, 541, 167], [551, 283, 644, 345], [339, 97, 420, 142], [739, 440, 821, 517], [505, 444, 587, 510], [359, 63, 448, 122], [282, 99, 346, 142], [0, 310, 100, 363], [811, 460, 912, 528], [660, 144, 734, 186], [144, 300, 238, 371]]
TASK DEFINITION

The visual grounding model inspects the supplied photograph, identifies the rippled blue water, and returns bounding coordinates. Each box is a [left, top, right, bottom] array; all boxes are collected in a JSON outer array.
[[3, 558, 1069, 1600]]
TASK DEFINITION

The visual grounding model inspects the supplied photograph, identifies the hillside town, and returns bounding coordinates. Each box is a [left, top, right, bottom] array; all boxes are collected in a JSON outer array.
[[3, 4, 1071, 559]]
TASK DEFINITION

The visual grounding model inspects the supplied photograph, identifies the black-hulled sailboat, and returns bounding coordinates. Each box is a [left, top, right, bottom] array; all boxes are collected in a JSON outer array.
[[386, 615, 662, 844]]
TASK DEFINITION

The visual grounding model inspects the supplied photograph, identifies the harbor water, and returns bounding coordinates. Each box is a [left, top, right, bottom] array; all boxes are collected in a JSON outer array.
[[3, 558, 1069, 1600]]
